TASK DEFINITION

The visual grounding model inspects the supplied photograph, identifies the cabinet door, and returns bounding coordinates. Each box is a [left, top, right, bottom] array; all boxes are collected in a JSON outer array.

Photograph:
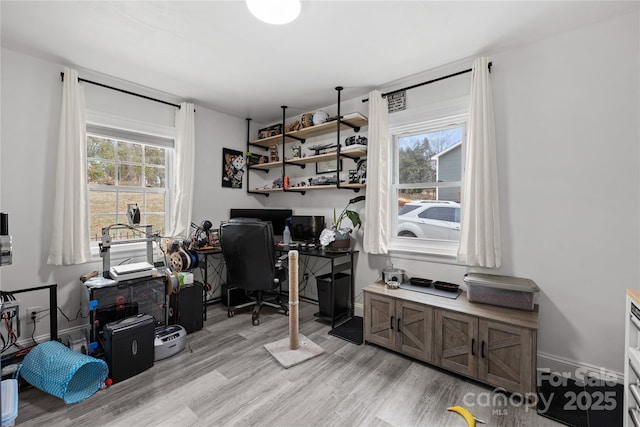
[[434, 309, 478, 378], [397, 300, 433, 363], [477, 319, 535, 395], [364, 292, 395, 349]]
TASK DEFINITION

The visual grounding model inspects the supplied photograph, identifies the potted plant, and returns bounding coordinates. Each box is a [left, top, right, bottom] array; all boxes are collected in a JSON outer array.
[[320, 195, 365, 251]]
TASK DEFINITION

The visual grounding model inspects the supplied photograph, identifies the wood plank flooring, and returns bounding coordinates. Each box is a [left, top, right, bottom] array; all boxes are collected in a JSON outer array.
[[16, 302, 562, 426]]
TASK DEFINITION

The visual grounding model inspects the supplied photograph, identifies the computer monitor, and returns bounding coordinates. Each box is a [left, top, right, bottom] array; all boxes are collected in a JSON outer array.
[[290, 215, 325, 243], [228, 208, 293, 238]]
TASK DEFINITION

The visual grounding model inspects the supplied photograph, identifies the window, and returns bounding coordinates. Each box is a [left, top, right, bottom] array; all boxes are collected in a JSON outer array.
[[390, 115, 467, 256], [86, 128, 173, 243]]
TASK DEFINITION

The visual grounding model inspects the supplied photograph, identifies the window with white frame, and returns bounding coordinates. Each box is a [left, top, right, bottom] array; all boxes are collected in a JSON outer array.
[[390, 114, 467, 256], [86, 126, 173, 243]]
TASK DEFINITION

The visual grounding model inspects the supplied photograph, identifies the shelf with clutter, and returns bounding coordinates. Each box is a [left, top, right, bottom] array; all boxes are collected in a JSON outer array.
[[245, 87, 368, 197], [249, 112, 368, 149]]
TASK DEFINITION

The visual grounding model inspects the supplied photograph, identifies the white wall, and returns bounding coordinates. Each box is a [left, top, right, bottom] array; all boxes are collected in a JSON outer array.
[[0, 47, 251, 336], [352, 12, 638, 376], [255, 12, 639, 376], [491, 12, 639, 375]]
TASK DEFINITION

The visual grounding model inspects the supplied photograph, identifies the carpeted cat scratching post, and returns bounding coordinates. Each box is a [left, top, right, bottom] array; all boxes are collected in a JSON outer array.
[[264, 250, 325, 368]]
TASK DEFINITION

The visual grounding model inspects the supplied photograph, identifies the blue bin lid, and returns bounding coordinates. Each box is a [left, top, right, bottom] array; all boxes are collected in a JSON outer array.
[[1, 379, 18, 425]]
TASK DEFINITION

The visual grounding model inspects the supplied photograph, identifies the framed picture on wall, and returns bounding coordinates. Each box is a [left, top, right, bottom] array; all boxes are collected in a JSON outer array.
[[316, 159, 342, 174], [222, 148, 244, 189]]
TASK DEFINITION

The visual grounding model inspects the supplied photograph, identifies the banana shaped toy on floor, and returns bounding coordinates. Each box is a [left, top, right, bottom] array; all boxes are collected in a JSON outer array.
[[447, 406, 485, 427]]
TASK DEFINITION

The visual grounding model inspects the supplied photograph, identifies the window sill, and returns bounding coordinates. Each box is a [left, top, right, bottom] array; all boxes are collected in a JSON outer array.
[[388, 239, 462, 265]]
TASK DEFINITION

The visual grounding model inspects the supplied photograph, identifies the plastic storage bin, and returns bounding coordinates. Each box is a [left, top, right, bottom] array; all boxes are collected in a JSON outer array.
[[1, 379, 18, 427], [83, 275, 166, 343], [463, 273, 539, 311]]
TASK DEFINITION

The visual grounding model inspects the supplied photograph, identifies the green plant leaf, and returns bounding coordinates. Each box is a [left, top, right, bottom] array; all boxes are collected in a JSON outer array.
[[345, 210, 362, 230]]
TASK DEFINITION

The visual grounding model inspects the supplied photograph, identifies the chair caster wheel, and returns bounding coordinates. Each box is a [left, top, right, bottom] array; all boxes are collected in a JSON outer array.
[[285, 310, 289, 316], [252, 318, 259, 326], [227, 311, 234, 318]]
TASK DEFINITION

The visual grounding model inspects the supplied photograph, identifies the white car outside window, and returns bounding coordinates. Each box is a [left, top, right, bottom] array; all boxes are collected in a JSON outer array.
[[397, 201, 460, 241]]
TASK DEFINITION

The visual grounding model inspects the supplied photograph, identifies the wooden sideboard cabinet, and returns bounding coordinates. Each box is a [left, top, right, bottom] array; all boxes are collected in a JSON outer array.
[[365, 292, 433, 363], [364, 282, 539, 396]]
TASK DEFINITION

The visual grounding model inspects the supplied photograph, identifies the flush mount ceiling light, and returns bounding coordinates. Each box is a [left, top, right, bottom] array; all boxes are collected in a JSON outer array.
[[246, 0, 301, 25]]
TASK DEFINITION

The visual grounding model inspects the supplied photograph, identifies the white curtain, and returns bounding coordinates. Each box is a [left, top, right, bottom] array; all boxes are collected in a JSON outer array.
[[457, 57, 502, 268], [47, 67, 92, 265], [168, 102, 195, 238], [363, 90, 390, 254]]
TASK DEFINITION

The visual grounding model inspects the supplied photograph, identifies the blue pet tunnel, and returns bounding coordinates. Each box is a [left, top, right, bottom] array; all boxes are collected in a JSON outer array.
[[18, 340, 108, 404]]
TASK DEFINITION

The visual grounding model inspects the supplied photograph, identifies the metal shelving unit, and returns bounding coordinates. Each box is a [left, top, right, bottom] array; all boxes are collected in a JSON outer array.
[[245, 87, 368, 197], [625, 290, 640, 426]]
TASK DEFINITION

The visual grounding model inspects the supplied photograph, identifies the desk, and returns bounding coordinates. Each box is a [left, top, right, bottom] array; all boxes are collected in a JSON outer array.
[[194, 245, 358, 332], [276, 245, 357, 329], [193, 247, 224, 321]]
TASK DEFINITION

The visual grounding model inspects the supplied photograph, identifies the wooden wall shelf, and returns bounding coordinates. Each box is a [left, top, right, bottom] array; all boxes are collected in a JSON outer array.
[[249, 112, 368, 149]]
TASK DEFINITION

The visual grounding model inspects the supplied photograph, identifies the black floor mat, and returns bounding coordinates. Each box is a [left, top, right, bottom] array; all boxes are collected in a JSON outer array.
[[537, 375, 623, 427], [328, 316, 363, 345]]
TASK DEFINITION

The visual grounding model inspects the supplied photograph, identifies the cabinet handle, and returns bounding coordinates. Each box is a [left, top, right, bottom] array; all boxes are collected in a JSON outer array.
[[471, 338, 475, 356], [390, 315, 394, 330], [397, 318, 401, 333], [481, 341, 486, 358]]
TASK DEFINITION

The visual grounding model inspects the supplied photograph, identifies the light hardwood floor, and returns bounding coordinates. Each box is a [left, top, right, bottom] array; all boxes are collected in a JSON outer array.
[[16, 301, 561, 426]]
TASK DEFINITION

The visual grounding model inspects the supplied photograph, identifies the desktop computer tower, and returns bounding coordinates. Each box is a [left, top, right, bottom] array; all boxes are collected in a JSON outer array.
[[102, 314, 155, 383], [168, 282, 204, 334], [316, 273, 350, 320]]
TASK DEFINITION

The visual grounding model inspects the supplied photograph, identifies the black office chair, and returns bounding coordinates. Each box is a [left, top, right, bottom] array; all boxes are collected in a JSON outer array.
[[220, 218, 288, 326]]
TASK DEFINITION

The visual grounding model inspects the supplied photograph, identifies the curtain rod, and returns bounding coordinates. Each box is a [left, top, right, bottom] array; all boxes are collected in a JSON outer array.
[[60, 72, 181, 109], [361, 62, 492, 103]]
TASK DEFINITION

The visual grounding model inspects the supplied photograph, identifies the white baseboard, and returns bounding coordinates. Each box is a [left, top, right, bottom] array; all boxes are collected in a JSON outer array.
[[537, 351, 623, 385], [354, 302, 363, 318], [12, 324, 88, 350]]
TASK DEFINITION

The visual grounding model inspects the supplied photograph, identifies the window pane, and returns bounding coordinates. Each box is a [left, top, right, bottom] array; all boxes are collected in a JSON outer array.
[[117, 140, 143, 163], [88, 160, 115, 185], [89, 190, 116, 214], [396, 189, 461, 241], [87, 136, 114, 160], [145, 192, 165, 214], [145, 166, 166, 188], [398, 127, 462, 184], [87, 129, 171, 245], [90, 215, 116, 241], [145, 214, 166, 235], [145, 146, 165, 166], [118, 164, 143, 186], [118, 192, 143, 214], [398, 188, 436, 203]]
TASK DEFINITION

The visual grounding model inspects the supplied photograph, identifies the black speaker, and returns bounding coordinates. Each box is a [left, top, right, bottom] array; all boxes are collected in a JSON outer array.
[[168, 282, 204, 334], [102, 314, 155, 383]]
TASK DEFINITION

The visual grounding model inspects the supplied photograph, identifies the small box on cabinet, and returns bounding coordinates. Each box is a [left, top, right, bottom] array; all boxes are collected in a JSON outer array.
[[464, 273, 539, 311]]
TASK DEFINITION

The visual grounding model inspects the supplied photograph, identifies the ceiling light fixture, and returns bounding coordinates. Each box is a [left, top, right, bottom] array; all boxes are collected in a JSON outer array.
[[246, 0, 301, 25]]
